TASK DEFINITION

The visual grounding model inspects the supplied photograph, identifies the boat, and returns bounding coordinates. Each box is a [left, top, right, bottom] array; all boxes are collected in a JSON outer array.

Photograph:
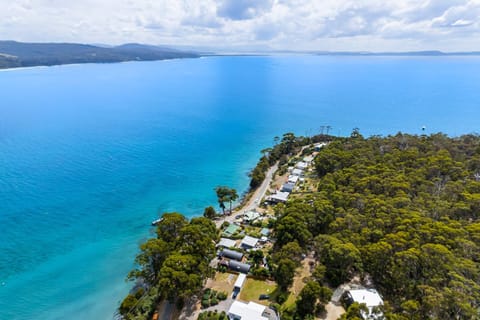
[[151, 218, 163, 226]]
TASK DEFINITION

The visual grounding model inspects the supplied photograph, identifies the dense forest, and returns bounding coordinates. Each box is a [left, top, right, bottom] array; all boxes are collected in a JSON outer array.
[[274, 132, 480, 319], [120, 213, 218, 319]]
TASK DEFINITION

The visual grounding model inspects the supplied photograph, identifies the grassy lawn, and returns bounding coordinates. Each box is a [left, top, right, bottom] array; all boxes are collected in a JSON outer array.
[[239, 278, 278, 305], [206, 272, 236, 293]]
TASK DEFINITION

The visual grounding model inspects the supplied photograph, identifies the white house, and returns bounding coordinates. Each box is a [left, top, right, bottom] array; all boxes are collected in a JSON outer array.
[[228, 301, 268, 320], [243, 211, 261, 223], [287, 175, 299, 184], [267, 191, 289, 203], [345, 289, 384, 319], [291, 168, 304, 177], [295, 161, 308, 170]]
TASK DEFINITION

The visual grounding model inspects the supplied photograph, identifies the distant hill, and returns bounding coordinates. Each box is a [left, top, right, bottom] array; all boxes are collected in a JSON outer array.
[[0, 41, 199, 69]]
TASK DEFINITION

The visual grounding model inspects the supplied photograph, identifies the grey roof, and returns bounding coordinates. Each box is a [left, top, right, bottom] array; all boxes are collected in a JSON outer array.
[[228, 260, 251, 273], [219, 249, 244, 261], [281, 182, 295, 192]]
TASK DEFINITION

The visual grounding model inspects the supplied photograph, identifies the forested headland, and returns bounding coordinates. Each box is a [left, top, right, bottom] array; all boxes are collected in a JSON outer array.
[[274, 132, 480, 319], [120, 132, 480, 320]]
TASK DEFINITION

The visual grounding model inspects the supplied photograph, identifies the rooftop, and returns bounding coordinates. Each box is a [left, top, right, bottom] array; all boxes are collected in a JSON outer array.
[[228, 301, 268, 320], [241, 235, 259, 248], [224, 224, 240, 235], [217, 238, 237, 248]]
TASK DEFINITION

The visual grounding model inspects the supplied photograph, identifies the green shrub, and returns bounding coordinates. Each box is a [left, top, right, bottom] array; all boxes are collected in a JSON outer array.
[[210, 297, 218, 306], [217, 291, 227, 300], [201, 299, 210, 308]]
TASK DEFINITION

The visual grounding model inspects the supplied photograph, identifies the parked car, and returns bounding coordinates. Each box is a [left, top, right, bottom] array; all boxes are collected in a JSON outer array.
[[259, 294, 270, 300]]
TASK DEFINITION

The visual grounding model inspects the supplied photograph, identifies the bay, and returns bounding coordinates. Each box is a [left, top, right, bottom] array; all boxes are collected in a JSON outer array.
[[0, 55, 479, 319]]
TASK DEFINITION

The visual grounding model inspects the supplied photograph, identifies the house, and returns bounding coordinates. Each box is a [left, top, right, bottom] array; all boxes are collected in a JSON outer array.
[[287, 175, 299, 184], [281, 182, 295, 193], [243, 211, 261, 223], [219, 249, 244, 261], [291, 168, 304, 177], [217, 238, 237, 249], [303, 155, 315, 164], [343, 289, 384, 319], [314, 142, 327, 151], [228, 260, 251, 273], [228, 301, 269, 320], [296, 161, 308, 170], [241, 235, 259, 250], [267, 191, 289, 203], [223, 224, 241, 237]]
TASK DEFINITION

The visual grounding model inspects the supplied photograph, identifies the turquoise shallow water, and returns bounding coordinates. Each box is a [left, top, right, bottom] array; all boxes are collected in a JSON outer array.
[[0, 55, 479, 319]]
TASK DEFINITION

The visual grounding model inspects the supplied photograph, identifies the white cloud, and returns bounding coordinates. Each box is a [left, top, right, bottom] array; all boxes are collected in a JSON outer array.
[[0, 0, 479, 51]]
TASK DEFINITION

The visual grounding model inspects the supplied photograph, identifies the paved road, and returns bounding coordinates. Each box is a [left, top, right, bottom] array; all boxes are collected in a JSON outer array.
[[215, 162, 278, 228], [157, 301, 174, 320]]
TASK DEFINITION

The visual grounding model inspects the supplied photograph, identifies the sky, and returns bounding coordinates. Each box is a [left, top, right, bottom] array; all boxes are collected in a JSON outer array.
[[1, 0, 480, 51]]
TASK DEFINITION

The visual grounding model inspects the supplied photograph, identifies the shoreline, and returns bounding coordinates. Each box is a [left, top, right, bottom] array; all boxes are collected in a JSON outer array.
[[214, 162, 279, 228]]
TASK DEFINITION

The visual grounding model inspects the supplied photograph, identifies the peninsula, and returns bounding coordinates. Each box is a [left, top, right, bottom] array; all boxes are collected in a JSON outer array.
[[121, 131, 480, 320], [0, 41, 199, 69]]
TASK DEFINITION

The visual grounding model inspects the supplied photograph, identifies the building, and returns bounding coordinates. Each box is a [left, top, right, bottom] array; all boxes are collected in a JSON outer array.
[[287, 175, 299, 184], [234, 273, 247, 291], [219, 249, 244, 261], [281, 182, 295, 193], [243, 211, 261, 223], [296, 161, 308, 170], [303, 155, 315, 164], [223, 224, 241, 237], [228, 260, 251, 273], [228, 301, 269, 320], [241, 235, 259, 250], [217, 238, 237, 249], [267, 191, 289, 203], [291, 168, 304, 177], [260, 228, 270, 237], [314, 142, 327, 151], [343, 289, 384, 319]]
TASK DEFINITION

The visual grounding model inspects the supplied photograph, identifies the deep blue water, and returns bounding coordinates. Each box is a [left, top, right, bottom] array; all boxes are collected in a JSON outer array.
[[0, 55, 479, 319]]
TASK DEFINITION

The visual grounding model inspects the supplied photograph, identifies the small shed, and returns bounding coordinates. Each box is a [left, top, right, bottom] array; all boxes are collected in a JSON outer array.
[[219, 249, 244, 261], [241, 235, 259, 249], [260, 228, 270, 237], [228, 260, 251, 273], [234, 273, 247, 290]]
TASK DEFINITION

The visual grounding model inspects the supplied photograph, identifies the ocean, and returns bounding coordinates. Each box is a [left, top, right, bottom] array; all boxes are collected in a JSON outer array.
[[0, 55, 479, 319]]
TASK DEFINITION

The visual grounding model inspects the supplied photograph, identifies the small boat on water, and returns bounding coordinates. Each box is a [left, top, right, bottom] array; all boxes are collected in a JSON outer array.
[[151, 218, 163, 226]]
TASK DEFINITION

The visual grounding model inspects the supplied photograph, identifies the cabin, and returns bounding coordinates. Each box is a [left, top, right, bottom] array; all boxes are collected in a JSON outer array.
[[281, 182, 295, 193], [267, 191, 289, 203], [217, 238, 237, 249], [287, 175, 299, 184], [295, 161, 308, 170], [291, 168, 304, 177], [228, 260, 251, 273], [241, 235, 259, 250], [223, 224, 241, 237], [243, 211, 261, 223], [228, 301, 269, 320], [219, 249, 244, 261], [343, 289, 384, 319]]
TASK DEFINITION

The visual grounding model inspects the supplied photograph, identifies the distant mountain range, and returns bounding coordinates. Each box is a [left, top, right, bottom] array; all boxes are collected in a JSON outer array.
[[2, 41, 480, 70], [0, 41, 199, 69]]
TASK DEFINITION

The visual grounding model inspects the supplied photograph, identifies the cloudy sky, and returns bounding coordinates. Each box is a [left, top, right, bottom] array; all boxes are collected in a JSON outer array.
[[1, 0, 480, 51]]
